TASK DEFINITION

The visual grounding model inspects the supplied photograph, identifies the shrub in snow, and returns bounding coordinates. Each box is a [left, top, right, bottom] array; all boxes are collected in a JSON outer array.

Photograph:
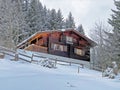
[[111, 61, 118, 75], [102, 61, 118, 79], [102, 67, 113, 77], [40, 58, 55, 68], [109, 73, 116, 79]]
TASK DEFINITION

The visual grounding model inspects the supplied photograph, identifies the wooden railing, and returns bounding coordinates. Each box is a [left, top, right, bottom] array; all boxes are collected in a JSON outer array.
[[0, 46, 16, 57], [0, 46, 95, 73], [25, 44, 48, 53], [18, 52, 32, 63], [0, 46, 90, 69]]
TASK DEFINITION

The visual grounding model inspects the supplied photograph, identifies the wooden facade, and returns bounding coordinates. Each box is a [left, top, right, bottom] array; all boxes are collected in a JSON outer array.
[[17, 29, 96, 62]]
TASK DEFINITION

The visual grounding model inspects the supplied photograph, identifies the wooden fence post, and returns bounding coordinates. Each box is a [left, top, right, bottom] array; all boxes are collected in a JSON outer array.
[[101, 65, 103, 77], [78, 66, 80, 73], [0, 52, 5, 59], [55, 60, 57, 67], [31, 54, 34, 63], [15, 52, 18, 61]]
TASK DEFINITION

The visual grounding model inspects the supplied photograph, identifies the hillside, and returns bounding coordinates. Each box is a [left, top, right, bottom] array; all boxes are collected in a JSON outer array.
[[0, 50, 120, 90]]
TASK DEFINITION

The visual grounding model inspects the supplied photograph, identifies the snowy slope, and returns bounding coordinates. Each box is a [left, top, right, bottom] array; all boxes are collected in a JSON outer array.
[[0, 60, 120, 90], [0, 52, 120, 90]]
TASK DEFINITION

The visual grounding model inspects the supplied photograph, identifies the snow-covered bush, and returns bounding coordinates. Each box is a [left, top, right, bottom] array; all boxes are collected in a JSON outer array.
[[102, 61, 118, 79], [112, 61, 118, 75], [109, 73, 116, 79], [102, 67, 113, 77], [40, 58, 55, 68]]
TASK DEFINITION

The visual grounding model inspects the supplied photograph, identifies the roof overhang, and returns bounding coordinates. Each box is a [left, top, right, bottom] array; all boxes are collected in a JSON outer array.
[[17, 28, 97, 48]]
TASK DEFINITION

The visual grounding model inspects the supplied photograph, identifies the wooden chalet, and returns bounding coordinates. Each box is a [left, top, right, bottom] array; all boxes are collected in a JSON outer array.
[[17, 29, 96, 62]]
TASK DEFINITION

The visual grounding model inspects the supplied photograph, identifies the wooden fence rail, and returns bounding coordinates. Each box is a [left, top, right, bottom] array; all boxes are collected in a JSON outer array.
[[0, 46, 90, 69], [19, 53, 32, 61], [0, 46, 16, 58], [19, 53, 32, 58], [18, 57, 31, 63], [0, 46, 16, 53], [0, 46, 93, 73], [32, 54, 46, 59]]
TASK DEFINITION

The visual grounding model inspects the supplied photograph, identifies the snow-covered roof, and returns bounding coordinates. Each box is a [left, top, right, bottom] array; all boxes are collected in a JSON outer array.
[[17, 28, 96, 47], [17, 29, 62, 47]]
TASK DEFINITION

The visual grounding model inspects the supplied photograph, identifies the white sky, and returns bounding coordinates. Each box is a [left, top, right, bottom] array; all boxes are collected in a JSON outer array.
[[40, 0, 115, 34]]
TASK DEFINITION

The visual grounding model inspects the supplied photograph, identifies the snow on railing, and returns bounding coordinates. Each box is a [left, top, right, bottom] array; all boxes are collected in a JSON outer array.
[[0, 46, 90, 71], [0, 46, 16, 57]]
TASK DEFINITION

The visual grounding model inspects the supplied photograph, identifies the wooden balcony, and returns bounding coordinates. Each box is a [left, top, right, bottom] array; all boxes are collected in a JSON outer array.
[[25, 44, 48, 53]]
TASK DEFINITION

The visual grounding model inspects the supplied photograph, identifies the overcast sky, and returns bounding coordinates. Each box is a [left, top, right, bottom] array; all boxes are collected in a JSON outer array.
[[40, 0, 115, 34]]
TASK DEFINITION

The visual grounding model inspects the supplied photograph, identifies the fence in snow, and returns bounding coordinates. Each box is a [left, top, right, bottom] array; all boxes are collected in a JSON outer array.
[[0, 46, 91, 72]]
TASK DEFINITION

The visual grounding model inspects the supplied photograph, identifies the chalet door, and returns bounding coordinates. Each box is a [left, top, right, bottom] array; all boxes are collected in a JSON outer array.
[[67, 44, 70, 57], [67, 44, 72, 58]]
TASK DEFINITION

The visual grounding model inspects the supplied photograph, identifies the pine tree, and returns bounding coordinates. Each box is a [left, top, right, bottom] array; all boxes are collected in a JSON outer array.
[[107, 0, 120, 64], [56, 9, 64, 29], [26, 0, 43, 35], [49, 9, 57, 30], [42, 6, 49, 30], [22, 0, 30, 11], [77, 24, 85, 35], [44, 9, 52, 30], [65, 12, 75, 29]]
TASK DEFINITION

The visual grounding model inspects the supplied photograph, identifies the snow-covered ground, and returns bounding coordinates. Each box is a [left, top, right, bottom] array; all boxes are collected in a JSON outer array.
[[0, 53, 120, 90]]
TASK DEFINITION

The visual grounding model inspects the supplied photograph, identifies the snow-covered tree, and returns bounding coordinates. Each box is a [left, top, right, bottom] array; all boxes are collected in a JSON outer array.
[[90, 22, 111, 70], [0, 0, 29, 49], [49, 9, 57, 30], [21, 0, 30, 11], [46, 9, 64, 30], [26, 0, 43, 35], [65, 12, 75, 29], [0, 0, 77, 49], [41, 6, 49, 31], [25, 1, 76, 32], [14, 0, 30, 43], [107, 0, 120, 65], [43, 9, 52, 31], [77, 24, 85, 35], [56, 9, 64, 29]]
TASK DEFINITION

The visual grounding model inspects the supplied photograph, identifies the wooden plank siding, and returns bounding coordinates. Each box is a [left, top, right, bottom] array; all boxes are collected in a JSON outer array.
[[17, 29, 96, 62]]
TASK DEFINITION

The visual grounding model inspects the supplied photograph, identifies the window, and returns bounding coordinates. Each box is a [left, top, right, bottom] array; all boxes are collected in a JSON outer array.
[[51, 43, 67, 52], [66, 36, 73, 44], [74, 48, 84, 56]]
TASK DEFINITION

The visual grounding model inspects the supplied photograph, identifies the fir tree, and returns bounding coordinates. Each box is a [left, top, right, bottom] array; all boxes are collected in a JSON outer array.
[[49, 9, 57, 30], [107, 0, 120, 64], [26, 0, 43, 35], [65, 12, 75, 29], [42, 6, 50, 30], [77, 24, 85, 35], [23, 0, 30, 11], [56, 9, 64, 29]]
